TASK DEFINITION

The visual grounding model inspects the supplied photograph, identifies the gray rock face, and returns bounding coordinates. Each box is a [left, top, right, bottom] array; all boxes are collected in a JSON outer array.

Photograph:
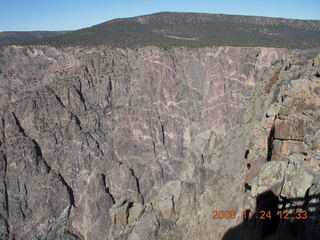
[[2, 44, 318, 240]]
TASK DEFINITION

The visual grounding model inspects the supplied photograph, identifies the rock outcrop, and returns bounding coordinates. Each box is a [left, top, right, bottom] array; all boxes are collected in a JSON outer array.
[[0, 44, 319, 240]]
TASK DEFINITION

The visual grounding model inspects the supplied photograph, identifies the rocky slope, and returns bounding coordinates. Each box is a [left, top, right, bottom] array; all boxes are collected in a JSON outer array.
[[0, 44, 319, 240]]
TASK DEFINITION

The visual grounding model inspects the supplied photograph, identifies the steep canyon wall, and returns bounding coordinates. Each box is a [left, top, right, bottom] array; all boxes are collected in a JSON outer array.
[[2, 45, 310, 240]]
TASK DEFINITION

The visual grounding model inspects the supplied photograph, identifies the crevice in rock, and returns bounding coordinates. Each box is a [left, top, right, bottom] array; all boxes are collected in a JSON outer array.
[[47, 87, 65, 108], [33, 139, 43, 158], [101, 173, 115, 204], [244, 150, 250, 159], [129, 167, 144, 205], [146, 104, 161, 162], [246, 162, 251, 169], [160, 123, 165, 146], [31, 139, 51, 173], [171, 195, 176, 214], [154, 106, 170, 158], [126, 201, 134, 223], [267, 125, 275, 162], [106, 187, 115, 204], [71, 113, 82, 130], [244, 183, 252, 192], [107, 76, 112, 97], [63, 230, 82, 240], [315, 72, 320, 78], [75, 88, 86, 104], [23, 183, 28, 210], [58, 173, 75, 207], [11, 112, 26, 136]]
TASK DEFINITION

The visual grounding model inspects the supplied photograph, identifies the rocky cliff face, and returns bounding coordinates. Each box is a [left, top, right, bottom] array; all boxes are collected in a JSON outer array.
[[0, 45, 319, 240]]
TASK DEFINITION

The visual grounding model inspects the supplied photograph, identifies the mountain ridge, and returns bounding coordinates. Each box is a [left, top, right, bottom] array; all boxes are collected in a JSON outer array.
[[18, 12, 320, 49], [0, 31, 69, 46]]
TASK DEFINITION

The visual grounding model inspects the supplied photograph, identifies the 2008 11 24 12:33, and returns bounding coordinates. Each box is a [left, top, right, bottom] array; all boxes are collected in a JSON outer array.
[[210, 210, 308, 220]]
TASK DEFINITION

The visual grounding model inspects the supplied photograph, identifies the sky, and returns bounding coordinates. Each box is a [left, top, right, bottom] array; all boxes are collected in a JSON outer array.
[[1, 0, 320, 31]]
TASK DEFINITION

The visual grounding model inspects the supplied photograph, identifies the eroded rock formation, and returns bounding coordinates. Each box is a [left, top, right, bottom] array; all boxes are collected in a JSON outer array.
[[0, 45, 319, 240]]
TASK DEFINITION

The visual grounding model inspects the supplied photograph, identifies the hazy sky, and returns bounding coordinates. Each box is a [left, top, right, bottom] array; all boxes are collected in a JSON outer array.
[[1, 0, 320, 31]]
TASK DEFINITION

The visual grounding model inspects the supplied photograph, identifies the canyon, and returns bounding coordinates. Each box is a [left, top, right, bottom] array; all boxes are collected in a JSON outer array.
[[0, 14, 320, 240]]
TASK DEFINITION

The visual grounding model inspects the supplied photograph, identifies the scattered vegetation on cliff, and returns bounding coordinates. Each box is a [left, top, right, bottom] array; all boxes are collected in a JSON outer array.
[[23, 12, 320, 49]]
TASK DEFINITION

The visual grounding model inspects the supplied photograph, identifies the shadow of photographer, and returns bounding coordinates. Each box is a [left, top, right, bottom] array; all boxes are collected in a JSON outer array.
[[222, 190, 320, 240]]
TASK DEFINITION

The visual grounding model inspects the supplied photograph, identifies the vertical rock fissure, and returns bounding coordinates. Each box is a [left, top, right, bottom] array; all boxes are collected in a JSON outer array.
[[267, 125, 275, 162], [244, 150, 250, 159], [154, 106, 169, 158], [75, 88, 86, 105], [71, 113, 82, 131], [160, 123, 165, 146], [11, 112, 26, 136], [47, 87, 66, 108], [101, 173, 115, 204], [129, 168, 144, 205], [146, 105, 157, 159], [107, 76, 112, 97], [58, 173, 75, 207]]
